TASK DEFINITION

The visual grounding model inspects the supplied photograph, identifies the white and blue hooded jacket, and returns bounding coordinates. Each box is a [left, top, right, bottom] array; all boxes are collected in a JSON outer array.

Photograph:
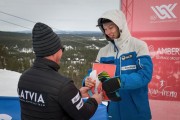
[[96, 10, 153, 120]]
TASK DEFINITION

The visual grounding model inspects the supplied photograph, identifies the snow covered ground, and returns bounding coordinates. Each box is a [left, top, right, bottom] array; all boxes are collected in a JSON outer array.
[[0, 69, 21, 97]]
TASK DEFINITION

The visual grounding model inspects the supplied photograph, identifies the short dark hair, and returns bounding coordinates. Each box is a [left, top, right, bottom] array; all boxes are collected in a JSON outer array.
[[97, 18, 112, 26], [101, 18, 112, 24]]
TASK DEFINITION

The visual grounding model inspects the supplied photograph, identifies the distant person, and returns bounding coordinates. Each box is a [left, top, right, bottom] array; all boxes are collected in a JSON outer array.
[[17, 22, 102, 120], [84, 9, 153, 120]]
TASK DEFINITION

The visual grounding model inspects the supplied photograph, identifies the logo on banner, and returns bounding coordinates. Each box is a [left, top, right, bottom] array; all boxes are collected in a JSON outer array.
[[151, 3, 177, 20], [148, 45, 180, 60], [147, 41, 180, 101]]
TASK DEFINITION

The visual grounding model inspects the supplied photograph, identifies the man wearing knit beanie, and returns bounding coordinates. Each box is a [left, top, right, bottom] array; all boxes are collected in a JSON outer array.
[[32, 22, 63, 58], [18, 22, 102, 120]]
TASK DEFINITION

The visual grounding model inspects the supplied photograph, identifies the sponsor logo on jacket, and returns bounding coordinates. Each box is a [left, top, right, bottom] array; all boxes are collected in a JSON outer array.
[[18, 88, 46, 107], [121, 65, 136, 71], [121, 54, 133, 60]]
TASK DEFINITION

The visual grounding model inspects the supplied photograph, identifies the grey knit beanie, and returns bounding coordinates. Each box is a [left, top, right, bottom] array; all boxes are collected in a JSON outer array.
[[32, 22, 62, 57]]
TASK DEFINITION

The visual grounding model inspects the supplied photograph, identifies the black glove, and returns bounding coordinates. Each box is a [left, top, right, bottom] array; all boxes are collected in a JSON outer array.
[[98, 71, 121, 101], [106, 91, 121, 101], [102, 77, 121, 93]]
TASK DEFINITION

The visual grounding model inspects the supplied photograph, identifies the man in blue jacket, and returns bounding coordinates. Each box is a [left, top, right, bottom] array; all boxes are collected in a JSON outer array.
[[84, 9, 153, 120]]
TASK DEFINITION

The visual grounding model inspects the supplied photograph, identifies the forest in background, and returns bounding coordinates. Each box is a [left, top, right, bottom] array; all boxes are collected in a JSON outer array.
[[0, 31, 107, 88]]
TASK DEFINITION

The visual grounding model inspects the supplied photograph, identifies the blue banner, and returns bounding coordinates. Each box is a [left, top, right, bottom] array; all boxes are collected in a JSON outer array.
[[0, 96, 20, 120], [0, 96, 108, 120]]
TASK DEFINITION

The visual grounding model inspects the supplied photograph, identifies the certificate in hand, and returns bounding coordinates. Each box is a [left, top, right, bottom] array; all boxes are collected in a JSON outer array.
[[89, 63, 116, 101]]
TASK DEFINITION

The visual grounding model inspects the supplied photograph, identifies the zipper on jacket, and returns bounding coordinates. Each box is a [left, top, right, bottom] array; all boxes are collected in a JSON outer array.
[[119, 56, 121, 75], [111, 41, 119, 59]]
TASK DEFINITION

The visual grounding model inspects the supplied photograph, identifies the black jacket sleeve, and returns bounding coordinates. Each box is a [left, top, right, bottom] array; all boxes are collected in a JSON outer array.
[[58, 80, 98, 120]]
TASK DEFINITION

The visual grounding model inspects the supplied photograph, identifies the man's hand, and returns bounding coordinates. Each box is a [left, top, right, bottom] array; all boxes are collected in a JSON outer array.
[[92, 92, 103, 104], [85, 77, 95, 88], [102, 77, 121, 93], [102, 77, 121, 101], [79, 87, 90, 98], [80, 87, 103, 104]]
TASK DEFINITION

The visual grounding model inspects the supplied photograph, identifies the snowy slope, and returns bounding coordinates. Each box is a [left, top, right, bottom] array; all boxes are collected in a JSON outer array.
[[0, 69, 21, 97]]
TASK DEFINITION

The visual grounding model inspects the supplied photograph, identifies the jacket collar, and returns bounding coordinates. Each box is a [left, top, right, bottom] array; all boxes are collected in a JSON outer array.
[[33, 58, 60, 71]]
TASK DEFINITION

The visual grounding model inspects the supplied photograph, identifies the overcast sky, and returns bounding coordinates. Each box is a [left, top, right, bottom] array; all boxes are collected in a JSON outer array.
[[0, 0, 120, 32]]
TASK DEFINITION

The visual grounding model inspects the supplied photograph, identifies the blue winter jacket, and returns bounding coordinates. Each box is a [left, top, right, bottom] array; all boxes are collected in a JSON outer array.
[[94, 10, 153, 120]]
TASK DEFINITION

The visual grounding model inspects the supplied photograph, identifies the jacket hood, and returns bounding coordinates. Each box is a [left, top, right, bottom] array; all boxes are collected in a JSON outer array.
[[97, 10, 131, 49]]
